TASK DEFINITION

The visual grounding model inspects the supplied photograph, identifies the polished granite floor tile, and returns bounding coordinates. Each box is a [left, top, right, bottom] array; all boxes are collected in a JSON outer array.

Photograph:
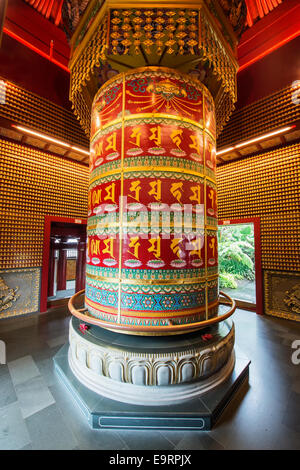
[[49, 381, 128, 450], [6, 353, 56, 419], [14, 375, 55, 419], [34, 357, 57, 387], [4, 342, 47, 363], [8, 355, 41, 386], [208, 374, 297, 450], [31, 343, 63, 363], [46, 334, 68, 349], [0, 306, 300, 450], [20, 444, 33, 450], [291, 378, 300, 394], [0, 364, 9, 378], [158, 428, 223, 449], [0, 367, 17, 408], [116, 430, 174, 451], [0, 402, 31, 450], [281, 390, 300, 434], [273, 423, 300, 450], [174, 432, 225, 450], [25, 403, 78, 450], [74, 430, 129, 451]]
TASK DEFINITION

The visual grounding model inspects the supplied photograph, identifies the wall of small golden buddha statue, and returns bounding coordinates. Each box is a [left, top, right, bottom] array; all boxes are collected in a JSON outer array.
[[216, 142, 300, 322]]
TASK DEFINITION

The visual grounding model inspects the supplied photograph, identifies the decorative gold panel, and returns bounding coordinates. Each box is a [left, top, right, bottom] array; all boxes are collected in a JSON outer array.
[[0, 268, 40, 319], [264, 271, 300, 322], [217, 142, 299, 320], [216, 142, 300, 273]]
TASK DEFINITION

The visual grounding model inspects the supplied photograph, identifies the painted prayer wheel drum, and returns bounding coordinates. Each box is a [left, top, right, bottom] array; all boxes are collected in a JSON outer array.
[[86, 67, 218, 335]]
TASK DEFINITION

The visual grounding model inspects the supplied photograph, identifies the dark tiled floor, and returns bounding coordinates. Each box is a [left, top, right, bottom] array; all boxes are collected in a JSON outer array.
[[48, 287, 75, 301], [0, 306, 300, 450]]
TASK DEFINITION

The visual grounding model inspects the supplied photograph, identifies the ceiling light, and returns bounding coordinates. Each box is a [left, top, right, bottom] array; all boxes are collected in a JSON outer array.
[[70, 146, 90, 156], [12, 125, 90, 156], [216, 126, 295, 156], [216, 147, 235, 156], [235, 127, 294, 148]]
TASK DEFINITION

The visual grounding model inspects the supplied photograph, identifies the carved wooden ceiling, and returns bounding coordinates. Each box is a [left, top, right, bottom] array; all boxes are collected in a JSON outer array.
[[23, 0, 284, 29]]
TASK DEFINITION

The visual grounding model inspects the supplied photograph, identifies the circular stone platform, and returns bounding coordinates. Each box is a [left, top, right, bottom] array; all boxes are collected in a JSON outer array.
[[68, 316, 235, 406]]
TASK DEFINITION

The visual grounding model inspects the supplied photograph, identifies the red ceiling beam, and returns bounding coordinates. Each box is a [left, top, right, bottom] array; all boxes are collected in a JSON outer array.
[[3, 0, 70, 70], [24, 0, 63, 25], [239, 0, 300, 71], [245, 0, 283, 27]]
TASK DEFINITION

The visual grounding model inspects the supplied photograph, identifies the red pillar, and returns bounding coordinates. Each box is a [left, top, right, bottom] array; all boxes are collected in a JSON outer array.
[[47, 240, 56, 297], [57, 243, 67, 291], [76, 236, 86, 292]]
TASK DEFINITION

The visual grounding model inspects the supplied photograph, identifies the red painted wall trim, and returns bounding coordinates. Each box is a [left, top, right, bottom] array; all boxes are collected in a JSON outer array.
[[3, 27, 69, 72], [218, 217, 263, 315], [0, 0, 7, 46], [40, 215, 87, 313], [0, 35, 71, 108], [238, 0, 300, 71], [4, 0, 70, 67], [56, 247, 67, 291], [235, 36, 300, 109]]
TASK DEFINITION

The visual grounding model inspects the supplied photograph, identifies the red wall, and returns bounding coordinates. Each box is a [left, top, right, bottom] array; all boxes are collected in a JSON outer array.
[[0, 0, 71, 108], [5, 0, 69, 64]]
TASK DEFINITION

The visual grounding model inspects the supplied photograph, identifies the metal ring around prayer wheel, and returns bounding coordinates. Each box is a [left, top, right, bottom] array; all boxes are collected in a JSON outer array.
[[69, 291, 236, 335]]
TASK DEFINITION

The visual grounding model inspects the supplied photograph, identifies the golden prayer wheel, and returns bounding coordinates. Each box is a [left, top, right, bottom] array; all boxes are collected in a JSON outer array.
[[85, 67, 218, 334]]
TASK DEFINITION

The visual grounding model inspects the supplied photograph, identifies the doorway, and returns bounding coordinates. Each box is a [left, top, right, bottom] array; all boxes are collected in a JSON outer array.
[[40, 216, 87, 312], [218, 218, 263, 314]]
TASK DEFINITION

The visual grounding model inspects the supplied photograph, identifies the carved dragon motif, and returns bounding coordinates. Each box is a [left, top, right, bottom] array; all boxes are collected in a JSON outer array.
[[284, 285, 300, 315], [0, 277, 20, 313]]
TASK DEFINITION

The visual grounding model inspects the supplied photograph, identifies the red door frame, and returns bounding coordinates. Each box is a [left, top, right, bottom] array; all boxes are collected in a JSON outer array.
[[40, 215, 87, 313], [218, 217, 263, 315]]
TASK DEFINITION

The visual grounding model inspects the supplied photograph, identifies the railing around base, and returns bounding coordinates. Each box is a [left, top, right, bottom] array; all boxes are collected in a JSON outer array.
[[68, 290, 236, 334]]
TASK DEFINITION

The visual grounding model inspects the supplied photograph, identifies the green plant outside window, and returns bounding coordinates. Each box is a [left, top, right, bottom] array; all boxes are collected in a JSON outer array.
[[218, 224, 255, 289]]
